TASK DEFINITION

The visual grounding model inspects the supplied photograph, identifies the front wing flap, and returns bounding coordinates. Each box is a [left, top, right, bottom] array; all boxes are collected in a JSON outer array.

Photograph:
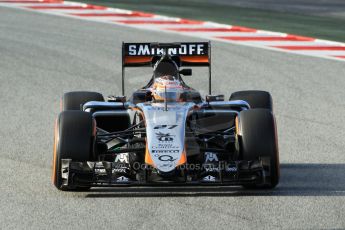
[[60, 159, 269, 188]]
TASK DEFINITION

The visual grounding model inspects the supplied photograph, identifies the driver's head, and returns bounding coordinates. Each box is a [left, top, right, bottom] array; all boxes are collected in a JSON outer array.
[[153, 59, 179, 80], [151, 57, 183, 102], [151, 77, 183, 102]]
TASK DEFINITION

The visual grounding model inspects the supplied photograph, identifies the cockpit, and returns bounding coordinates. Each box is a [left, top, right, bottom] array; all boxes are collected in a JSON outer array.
[[131, 55, 202, 104]]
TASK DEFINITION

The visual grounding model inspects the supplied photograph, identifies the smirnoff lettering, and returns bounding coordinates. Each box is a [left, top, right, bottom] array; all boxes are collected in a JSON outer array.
[[126, 43, 207, 56]]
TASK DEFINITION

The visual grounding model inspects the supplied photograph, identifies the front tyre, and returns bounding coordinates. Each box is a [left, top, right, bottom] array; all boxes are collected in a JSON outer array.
[[62, 91, 104, 111], [52, 111, 95, 191], [237, 109, 279, 189], [230, 90, 272, 111]]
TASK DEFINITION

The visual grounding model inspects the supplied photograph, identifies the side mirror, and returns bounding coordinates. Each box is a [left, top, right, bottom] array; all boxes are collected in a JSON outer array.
[[107, 95, 127, 103], [179, 69, 192, 76], [206, 95, 224, 102]]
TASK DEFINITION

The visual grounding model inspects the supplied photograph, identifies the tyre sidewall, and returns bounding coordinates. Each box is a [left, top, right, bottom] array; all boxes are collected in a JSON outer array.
[[52, 111, 94, 190], [238, 109, 279, 188]]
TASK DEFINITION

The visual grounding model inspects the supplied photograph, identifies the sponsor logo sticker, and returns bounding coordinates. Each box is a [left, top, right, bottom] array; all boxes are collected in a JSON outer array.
[[157, 155, 177, 162], [116, 176, 129, 182], [114, 153, 129, 163], [152, 143, 179, 149], [154, 125, 178, 130], [112, 168, 127, 173], [95, 168, 107, 174], [204, 152, 219, 162], [202, 175, 216, 182], [152, 150, 180, 154], [127, 44, 207, 56], [226, 166, 237, 172], [155, 132, 175, 142]]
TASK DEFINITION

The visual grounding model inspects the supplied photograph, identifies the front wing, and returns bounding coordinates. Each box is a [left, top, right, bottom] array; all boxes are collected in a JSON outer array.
[[59, 159, 271, 188]]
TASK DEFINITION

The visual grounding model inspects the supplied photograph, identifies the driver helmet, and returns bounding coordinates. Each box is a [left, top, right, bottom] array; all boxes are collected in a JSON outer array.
[[151, 60, 183, 102]]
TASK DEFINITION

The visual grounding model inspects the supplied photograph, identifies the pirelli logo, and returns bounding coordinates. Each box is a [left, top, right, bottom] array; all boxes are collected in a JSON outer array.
[[124, 43, 208, 56]]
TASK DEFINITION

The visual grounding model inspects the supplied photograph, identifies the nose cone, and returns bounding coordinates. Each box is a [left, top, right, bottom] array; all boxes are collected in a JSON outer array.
[[137, 103, 194, 173]]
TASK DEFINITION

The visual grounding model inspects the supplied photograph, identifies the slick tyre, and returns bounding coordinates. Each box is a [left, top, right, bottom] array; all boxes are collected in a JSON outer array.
[[62, 91, 104, 111], [237, 109, 279, 189], [61, 91, 129, 132], [230, 90, 272, 111], [52, 111, 95, 191]]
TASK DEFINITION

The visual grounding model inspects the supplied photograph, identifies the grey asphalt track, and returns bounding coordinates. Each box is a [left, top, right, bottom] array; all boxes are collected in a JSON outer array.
[[1, 6, 345, 230]]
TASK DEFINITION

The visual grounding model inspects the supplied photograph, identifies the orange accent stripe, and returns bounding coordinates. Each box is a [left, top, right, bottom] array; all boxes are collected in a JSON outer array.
[[235, 116, 240, 135], [176, 149, 187, 166], [125, 55, 209, 65], [180, 55, 209, 63], [52, 119, 58, 184], [135, 109, 152, 166], [124, 56, 152, 64], [144, 142, 155, 167]]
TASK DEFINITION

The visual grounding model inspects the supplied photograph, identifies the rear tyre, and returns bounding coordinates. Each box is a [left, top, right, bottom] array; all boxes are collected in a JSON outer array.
[[52, 111, 95, 191], [237, 109, 279, 189], [62, 91, 104, 111], [230, 90, 272, 111]]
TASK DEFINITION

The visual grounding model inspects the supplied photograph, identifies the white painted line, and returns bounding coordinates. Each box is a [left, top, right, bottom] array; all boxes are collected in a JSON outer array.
[[175, 32, 286, 37], [237, 41, 331, 46]]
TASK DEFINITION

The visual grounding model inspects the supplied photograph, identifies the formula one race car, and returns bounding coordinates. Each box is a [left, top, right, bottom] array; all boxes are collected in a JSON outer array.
[[52, 42, 280, 191]]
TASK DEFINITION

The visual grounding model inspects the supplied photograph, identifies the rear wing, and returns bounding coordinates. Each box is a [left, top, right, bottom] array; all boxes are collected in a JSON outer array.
[[121, 42, 212, 95]]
